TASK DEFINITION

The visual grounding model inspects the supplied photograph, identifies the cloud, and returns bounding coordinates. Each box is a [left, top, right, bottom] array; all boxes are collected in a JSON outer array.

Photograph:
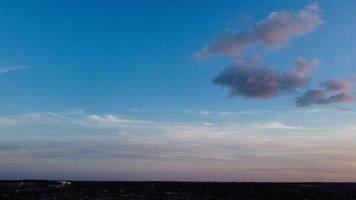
[[296, 78, 355, 107], [321, 79, 352, 92], [1, 110, 356, 181], [254, 122, 304, 130], [296, 89, 326, 107], [86, 114, 150, 128], [194, 3, 356, 108], [195, 3, 322, 59], [296, 90, 353, 107], [213, 56, 319, 98], [0, 112, 68, 126], [0, 65, 30, 74], [336, 107, 353, 112]]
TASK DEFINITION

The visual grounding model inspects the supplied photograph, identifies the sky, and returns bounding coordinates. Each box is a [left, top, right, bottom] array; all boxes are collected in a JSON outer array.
[[1, 0, 356, 181]]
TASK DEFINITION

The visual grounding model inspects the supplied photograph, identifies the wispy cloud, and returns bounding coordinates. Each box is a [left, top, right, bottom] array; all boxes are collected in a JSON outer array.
[[336, 107, 353, 113], [253, 122, 305, 130], [1, 110, 356, 181], [0, 65, 30, 74]]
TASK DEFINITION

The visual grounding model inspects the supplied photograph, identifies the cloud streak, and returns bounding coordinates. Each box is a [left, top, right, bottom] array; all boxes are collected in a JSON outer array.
[[196, 3, 322, 59], [0, 65, 30, 74]]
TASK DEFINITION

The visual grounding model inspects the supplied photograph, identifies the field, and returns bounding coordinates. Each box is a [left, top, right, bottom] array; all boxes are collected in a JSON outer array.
[[2, 181, 356, 200]]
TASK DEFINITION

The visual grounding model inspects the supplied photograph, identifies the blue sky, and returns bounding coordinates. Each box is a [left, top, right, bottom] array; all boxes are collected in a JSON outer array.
[[0, 0, 356, 181]]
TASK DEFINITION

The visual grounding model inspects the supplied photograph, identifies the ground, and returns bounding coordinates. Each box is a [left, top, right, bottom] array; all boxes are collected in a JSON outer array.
[[1, 181, 356, 200]]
